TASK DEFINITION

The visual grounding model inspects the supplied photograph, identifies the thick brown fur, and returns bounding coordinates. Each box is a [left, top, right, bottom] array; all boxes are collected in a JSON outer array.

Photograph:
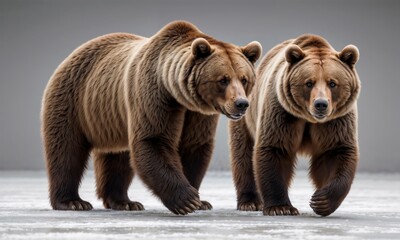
[[41, 21, 262, 215], [229, 34, 360, 216]]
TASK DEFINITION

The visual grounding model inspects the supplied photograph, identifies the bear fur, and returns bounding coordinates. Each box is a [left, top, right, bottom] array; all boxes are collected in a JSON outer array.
[[229, 34, 360, 216], [41, 21, 262, 215]]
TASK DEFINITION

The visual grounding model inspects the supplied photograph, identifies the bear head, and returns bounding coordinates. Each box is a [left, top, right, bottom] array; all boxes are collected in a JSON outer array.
[[278, 35, 360, 123], [189, 37, 262, 120]]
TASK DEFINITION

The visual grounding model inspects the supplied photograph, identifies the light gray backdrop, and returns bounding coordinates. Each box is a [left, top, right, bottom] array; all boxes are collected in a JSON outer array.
[[1, 0, 399, 172]]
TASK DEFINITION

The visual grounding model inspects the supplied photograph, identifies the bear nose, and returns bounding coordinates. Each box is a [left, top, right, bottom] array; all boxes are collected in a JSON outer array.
[[314, 99, 328, 112], [235, 99, 249, 111]]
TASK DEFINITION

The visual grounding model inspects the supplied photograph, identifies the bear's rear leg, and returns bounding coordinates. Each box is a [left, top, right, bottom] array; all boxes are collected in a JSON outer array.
[[44, 131, 92, 210], [94, 151, 144, 211], [229, 119, 262, 211]]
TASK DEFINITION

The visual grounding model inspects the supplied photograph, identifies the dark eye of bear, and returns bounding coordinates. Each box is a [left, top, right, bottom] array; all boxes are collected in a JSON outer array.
[[219, 77, 229, 85], [306, 81, 313, 88], [329, 80, 336, 88], [241, 78, 248, 86]]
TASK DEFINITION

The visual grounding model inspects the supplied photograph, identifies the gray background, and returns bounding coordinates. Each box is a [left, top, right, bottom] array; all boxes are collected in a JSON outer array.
[[0, 0, 399, 172]]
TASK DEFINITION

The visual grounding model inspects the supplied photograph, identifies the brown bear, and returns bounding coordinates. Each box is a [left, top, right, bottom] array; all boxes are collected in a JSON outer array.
[[41, 21, 262, 215], [229, 34, 360, 216]]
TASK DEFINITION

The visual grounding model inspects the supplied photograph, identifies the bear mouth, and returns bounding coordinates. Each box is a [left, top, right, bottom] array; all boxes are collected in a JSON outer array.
[[312, 112, 331, 122], [228, 113, 244, 120], [216, 106, 244, 120], [313, 114, 326, 120]]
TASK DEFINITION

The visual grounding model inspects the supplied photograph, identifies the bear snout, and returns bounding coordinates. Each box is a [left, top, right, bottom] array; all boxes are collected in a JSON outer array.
[[312, 98, 330, 120], [234, 98, 249, 111], [314, 98, 328, 113], [222, 98, 249, 120]]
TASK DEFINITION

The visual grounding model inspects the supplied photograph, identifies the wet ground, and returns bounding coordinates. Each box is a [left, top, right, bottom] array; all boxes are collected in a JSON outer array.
[[0, 171, 399, 239]]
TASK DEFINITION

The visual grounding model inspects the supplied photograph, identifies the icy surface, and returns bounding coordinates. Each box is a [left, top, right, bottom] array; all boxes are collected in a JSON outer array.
[[0, 171, 399, 239]]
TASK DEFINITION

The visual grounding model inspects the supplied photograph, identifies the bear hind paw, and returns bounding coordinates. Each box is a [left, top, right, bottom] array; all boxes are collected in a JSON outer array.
[[198, 200, 213, 210], [104, 199, 145, 211], [263, 205, 299, 216], [238, 201, 263, 211]]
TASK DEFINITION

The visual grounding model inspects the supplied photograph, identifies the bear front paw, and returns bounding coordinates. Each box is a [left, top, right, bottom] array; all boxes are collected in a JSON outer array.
[[162, 185, 202, 215], [263, 205, 299, 216], [310, 187, 344, 216], [53, 199, 93, 211]]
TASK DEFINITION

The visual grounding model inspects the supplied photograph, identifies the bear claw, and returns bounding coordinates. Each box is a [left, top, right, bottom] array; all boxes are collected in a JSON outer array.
[[167, 197, 201, 215], [190, 199, 203, 210], [238, 201, 263, 211], [310, 189, 335, 216], [104, 199, 145, 211], [54, 199, 93, 211], [188, 203, 197, 210], [199, 200, 213, 210], [175, 208, 187, 215], [263, 205, 299, 216]]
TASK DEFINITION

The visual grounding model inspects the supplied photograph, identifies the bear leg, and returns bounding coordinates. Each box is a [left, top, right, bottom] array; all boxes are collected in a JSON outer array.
[[94, 151, 144, 211], [132, 137, 202, 215], [309, 146, 357, 216], [229, 119, 262, 211], [44, 128, 92, 210], [254, 145, 299, 216], [180, 142, 214, 210], [179, 112, 219, 210]]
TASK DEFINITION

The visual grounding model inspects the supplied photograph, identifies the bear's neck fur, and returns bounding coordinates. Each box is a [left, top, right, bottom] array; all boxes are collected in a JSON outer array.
[[158, 43, 206, 113]]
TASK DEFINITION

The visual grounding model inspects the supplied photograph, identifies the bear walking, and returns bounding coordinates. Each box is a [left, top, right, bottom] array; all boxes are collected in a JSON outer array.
[[229, 34, 360, 216], [41, 21, 261, 215]]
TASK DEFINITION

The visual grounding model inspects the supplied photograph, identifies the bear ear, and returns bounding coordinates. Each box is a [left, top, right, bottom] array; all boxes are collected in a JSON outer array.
[[285, 45, 305, 64], [242, 41, 262, 64], [339, 45, 359, 67], [191, 38, 212, 59]]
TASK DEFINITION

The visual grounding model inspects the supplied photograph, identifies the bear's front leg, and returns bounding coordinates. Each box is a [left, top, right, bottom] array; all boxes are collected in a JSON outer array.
[[309, 146, 358, 216], [179, 111, 219, 210], [254, 144, 299, 216], [132, 137, 202, 215]]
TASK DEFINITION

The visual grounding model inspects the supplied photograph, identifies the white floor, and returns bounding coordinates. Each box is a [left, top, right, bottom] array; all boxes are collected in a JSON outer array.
[[0, 170, 399, 240]]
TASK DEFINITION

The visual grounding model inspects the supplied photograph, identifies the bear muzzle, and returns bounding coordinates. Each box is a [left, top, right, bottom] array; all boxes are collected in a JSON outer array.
[[234, 99, 249, 112], [219, 98, 249, 120], [311, 98, 330, 121]]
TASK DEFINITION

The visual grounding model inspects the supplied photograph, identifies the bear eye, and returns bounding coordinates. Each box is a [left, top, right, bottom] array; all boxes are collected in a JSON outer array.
[[241, 78, 248, 86], [219, 77, 229, 85], [329, 80, 337, 88], [305, 81, 313, 88]]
